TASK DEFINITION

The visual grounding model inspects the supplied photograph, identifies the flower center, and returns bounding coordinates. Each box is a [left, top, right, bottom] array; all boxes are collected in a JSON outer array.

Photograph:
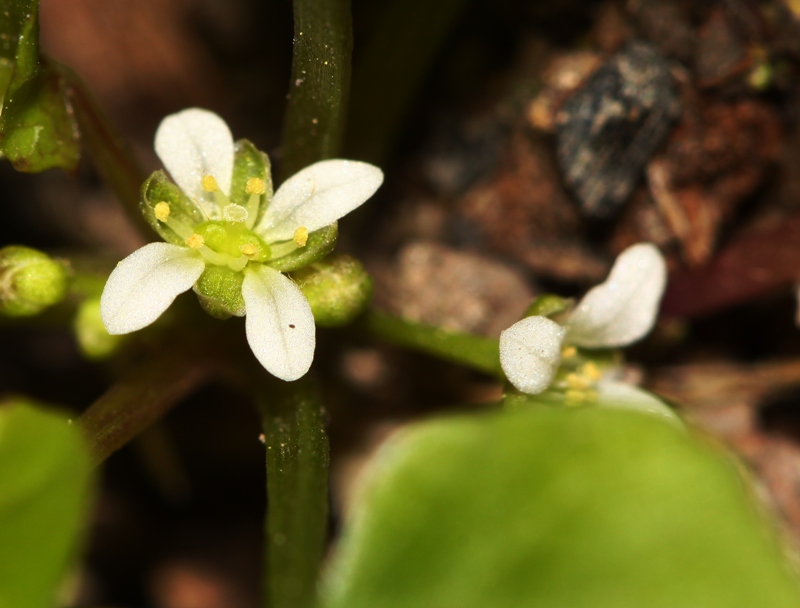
[[188, 221, 271, 271], [555, 350, 603, 406]]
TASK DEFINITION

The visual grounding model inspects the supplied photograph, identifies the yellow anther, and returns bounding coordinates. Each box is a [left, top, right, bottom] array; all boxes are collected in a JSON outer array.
[[154, 201, 171, 222], [202, 175, 219, 192], [293, 226, 309, 247], [582, 362, 602, 381], [245, 177, 267, 195], [186, 234, 205, 249], [561, 346, 577, 358], [240, 243, 258, 257], [565, 373, 590, 391]]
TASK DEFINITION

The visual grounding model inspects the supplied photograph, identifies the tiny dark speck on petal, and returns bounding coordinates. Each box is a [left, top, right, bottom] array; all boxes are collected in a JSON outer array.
[[289, 324, 296, 328]]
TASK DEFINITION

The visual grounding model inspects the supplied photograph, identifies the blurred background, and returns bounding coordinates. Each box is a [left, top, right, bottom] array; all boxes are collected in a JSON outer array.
[[5, 0, 800, 605]]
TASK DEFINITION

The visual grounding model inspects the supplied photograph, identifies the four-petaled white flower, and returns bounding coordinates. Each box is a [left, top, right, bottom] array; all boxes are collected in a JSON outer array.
[[100, 108, 383, 381], [499, 243, 679, 422]]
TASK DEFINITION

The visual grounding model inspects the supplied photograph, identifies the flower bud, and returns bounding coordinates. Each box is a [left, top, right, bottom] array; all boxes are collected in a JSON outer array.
[[0, 246, 69, 317], [74, 297, 124, 359], [292, 254, 372, 327], [193, 265, 246, 320], [523, 294, 572, 320]]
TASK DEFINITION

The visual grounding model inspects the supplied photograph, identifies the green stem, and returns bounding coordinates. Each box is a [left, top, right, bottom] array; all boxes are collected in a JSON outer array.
[[256, 376, 330, 608], [278, 0, 352, 181], [362, 309, 503, 378], [79, 343, 230, 465], [56, 62, 152, 238]]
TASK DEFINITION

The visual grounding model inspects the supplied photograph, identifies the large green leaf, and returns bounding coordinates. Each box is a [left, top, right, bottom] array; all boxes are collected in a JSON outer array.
[[0, 400, 93, 608], [321, 407, 800, 608]]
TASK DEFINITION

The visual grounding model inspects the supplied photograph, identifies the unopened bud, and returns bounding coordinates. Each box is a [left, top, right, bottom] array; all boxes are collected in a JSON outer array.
[[524, 294, 572, 320], [193, 265, 246, 320], [292, 254, 372, 327], [0, 246, 69, 317], [74, 298, 124, 359]]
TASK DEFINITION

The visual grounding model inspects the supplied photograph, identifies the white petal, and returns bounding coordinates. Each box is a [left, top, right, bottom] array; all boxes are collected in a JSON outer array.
[[596, 380, 683, 427], [499, 316, 566, 395], [257, 160, 383, 241], [566, 243, 666, 348], [101, 243, 205, 334], [242, 265, 315, 381], [154, 108, 235, 199]]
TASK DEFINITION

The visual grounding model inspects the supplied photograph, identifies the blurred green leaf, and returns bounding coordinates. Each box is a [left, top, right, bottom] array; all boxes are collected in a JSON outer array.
[[0, 0, 39, 101], [0, 400, 93, 608], [0, 59, 80, 173], [321, 407, 800, 608]]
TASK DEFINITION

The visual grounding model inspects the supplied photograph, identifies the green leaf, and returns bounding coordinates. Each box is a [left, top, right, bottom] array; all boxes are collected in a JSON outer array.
[[0, 60, 80, 173], [0, 400, 93, 608], [0, 0, 39, 100], [266, 222, 338, 272], [140, 170, 204, 245], [230, 139, 272, 226], [321, 407, 800, 608]]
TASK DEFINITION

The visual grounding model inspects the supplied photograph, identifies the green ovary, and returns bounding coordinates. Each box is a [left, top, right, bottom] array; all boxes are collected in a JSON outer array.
[[195, 221, 271, 262]]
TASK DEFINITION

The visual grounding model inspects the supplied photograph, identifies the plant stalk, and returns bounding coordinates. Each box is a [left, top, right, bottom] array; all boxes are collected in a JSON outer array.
[[256, 376, 330, 608]]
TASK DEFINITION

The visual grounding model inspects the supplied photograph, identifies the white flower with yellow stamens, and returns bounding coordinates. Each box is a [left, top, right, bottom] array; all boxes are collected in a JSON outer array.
[[499, 243, 679, 422], [100, 108, 383, 381]]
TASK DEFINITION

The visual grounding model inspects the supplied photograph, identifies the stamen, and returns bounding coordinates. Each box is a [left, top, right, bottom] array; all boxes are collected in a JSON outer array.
[[154, 201, 171, 222], [582, 362, 602, 381], [228, 256, 249, 272], [565, 373, 591, 391], [246, 178, 266, 195], [202, 175, 219, 192], [293, 226, 309, 247], [561, 346, 577, 358], [240, 243, 258, 257], [223, 204, 249, 223], [186, 234, 205, 249]]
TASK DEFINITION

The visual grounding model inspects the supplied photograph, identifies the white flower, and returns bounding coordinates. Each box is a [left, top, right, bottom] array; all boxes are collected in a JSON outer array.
[[100, 108, 383, 381], [499, 243, 678, 423]]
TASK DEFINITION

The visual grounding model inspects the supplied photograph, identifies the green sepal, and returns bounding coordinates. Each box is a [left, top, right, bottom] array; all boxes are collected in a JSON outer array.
[[230, 139, 272, 226], [267, 222, 338, 272], [0, 59, 80, 173], [292, 254, 373, 327], [193, 265, 246, 320], [140, 170, 204, 245], [523, 294, 573, 320]]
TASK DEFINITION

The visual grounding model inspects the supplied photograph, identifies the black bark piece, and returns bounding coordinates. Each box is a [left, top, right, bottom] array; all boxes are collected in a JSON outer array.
[[555, 42, 680, 218]]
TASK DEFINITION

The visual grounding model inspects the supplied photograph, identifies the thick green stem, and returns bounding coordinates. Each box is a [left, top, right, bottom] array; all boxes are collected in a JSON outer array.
[[363, 309, 503, 378], [56, 62, 152, 238], [256, 376, 330, 608], [278, 0, 352, 181], [79, 344, 228, 465]]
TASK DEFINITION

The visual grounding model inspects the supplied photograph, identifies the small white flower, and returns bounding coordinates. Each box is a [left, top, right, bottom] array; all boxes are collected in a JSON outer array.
[[100, 108, 383, 381], [499, 243, 678, 423]]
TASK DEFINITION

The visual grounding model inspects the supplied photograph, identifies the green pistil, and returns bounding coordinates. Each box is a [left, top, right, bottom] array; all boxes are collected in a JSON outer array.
[[193, 221, 271, 265]]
